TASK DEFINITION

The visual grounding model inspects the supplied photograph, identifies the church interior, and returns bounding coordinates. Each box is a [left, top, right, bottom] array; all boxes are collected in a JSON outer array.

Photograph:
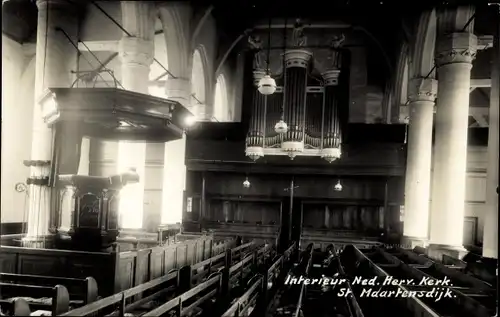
[[0, 0, 498, 316]]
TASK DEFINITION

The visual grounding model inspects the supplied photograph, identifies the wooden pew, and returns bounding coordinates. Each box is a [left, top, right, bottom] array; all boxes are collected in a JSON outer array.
[[190, 252, 227, 286], [442, 254, 467, 269], [222, 243, 297, 317], [292, 246, 314, 317], [0, 273, 98, 307], [374, 248, 494, 317], [141, 244, 277, 317], [0, 283, 70, 316], [0, 235, 233, 298], [188, 240, 262, 286], [0, 298, 31, 316], [344, 245, 440, 317], [230, 241, 256, 262], [59, 243, 249, 316], [222, 275, 263, 317], [333, 246, 364, 317], [59, 270, 179, 316], [142, 273, 223, 316]]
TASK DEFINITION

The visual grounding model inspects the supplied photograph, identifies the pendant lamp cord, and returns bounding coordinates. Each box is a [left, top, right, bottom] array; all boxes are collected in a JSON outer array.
[[266, 17, 271, 75], [280, 17, 287, 121]]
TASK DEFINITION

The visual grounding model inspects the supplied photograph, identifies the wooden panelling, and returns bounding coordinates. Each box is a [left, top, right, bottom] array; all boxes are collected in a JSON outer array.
[[149, 247, 165, 279], [186, 141, 405, 176], [201, 173, 393, 201], [0, 247, 118, 296], [0, 236, 231, 297], [117, 252, 135, 292], [208, 200, 280, 224], [463, 217, 478, 246], [0, 223, 25, 235]]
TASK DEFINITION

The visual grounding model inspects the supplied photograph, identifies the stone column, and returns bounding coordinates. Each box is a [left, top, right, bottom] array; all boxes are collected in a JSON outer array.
[[428, 8, 477, 258], [25, 0, 78, 241], [119, 37, 153, 93], [402, 78, 437, 248], [165, 78, 191, 110], [482, 8, 499, 259], [157, 3, 192, 226], [162, 77, 191, 225], [117, 2, 154, 229]]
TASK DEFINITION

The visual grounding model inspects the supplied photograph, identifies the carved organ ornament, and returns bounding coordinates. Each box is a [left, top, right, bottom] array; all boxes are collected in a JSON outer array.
[[246, 25, 347, 162]]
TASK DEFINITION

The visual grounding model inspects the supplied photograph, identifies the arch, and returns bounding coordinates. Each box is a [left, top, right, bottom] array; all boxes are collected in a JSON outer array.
[[191, 6, 214, 48], [157, 3, 191, 79], [213, 74, 229, 122], [190, 47, 208, 119], [391, 42, 410, 123], [410, 9, 437, 78]]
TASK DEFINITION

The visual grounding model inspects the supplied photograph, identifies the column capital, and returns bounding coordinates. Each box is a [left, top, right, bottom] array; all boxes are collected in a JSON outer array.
[[165, 77, 191, 108], [322, 69, 341, 86], [36, 0, 73, 9], [119, 37, 154, 67], [165, 77, 190, 92], [435, 32, 477, 66], [283, 49, 312, 68], [408, 77, 438, 102]]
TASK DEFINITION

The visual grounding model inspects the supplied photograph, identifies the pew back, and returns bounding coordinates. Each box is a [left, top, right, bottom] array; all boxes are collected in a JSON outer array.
[[223, 243, 297, 317], [0, 298, 31, 316], [59, 270, 178, 316], [350, 246, 441, 317], [0, 273, 98, 305], [0, 283, 70, 316]]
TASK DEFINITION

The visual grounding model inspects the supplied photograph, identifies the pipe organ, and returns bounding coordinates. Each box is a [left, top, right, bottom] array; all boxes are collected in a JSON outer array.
[[245, 45, 347, 162]]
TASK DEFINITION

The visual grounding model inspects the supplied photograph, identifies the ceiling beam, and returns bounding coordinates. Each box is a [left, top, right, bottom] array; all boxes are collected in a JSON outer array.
[[470, 78, 492, 92], [472, 114, 489, 127], [471, 79, 491, 88], [477, 35, 494, 50], [253, 21, 351, 29], [470, 106, 489, 116], [77, 41, 120, 52]]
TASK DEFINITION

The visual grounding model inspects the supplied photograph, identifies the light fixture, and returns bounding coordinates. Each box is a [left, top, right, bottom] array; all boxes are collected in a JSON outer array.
[[258, 75, 277, 95], [14, 182, 27, 193], [334, 180, 343, 192], [243, 177, 251, 188], [245, 146, 264, 161], [321, 147, 341, 163], [274, 119, 288, 134], [258, 16, 276, 96], [184, 115, 196, 127], [282, 141, 304, 160]]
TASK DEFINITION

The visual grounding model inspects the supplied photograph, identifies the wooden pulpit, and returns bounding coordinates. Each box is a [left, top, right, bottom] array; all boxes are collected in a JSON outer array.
[[56, 170, 139, 251]]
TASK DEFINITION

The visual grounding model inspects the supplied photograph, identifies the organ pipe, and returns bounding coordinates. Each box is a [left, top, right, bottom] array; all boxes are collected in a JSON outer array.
[[281, 49, 312, 159], [320, 48, 343, 163], [245, 70, 267, 161], [244, 33, 347, 163]]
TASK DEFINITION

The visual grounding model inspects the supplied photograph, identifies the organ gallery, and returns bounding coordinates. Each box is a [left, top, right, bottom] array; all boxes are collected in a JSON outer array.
[[0, 1, 498, 316]]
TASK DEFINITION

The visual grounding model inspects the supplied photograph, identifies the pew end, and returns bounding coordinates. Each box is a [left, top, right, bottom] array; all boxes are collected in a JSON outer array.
[[0, 298, 31, 316], [0, 283, 70, 316]]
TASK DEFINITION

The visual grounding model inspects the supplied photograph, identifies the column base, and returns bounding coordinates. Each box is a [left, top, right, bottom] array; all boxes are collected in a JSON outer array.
[[427, 243, 468, 262], [482, 248, 498, 259], [401, 236, 428, 249], [21, 235, 54, 249]]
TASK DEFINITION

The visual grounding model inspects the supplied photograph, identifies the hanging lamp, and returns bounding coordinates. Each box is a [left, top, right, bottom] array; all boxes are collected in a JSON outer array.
[[274, 17, 288, 134], [258, 17, 277, 96]]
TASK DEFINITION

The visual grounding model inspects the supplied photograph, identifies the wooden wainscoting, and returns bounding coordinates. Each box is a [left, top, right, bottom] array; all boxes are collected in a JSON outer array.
[[463, 216, 478, 246]]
